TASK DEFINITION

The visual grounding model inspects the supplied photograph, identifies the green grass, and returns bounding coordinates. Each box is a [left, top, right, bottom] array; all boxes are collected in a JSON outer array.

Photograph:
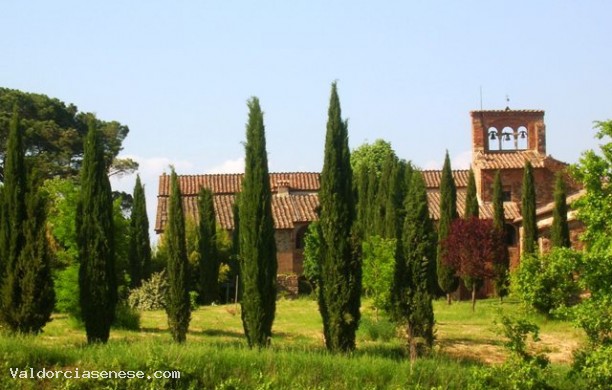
[[0, 297, 586, 389]]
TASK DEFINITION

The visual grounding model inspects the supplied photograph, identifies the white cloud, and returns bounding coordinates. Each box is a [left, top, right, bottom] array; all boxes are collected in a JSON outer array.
[[205, 157, 245, 174], [421, 150, 472, 170]]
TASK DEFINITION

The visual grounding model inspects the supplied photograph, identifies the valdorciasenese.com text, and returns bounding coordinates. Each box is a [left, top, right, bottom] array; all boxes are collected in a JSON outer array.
[[8, 367, 181, 380]]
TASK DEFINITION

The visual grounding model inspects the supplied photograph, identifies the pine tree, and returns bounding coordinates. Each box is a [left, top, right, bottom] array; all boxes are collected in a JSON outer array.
[[521, 161, 538, 256], [0, 109, 54, 333], [492, 170, 510, 300], [198, 187, 219, 305], [551, 173, 570, 248], [165, 168, 191, 343], [238, 97, 277, 348], [128, 175, 151, 287], [392, 172, 436, 359], [464, 168, 479, 218], [318, 82, 360, 352], [76, 119, 117, 343], [437, 151, 459, 303]]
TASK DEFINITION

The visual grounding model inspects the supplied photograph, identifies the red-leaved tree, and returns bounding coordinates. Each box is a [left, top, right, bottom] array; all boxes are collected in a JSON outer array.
[[442, 218, 504, 311]]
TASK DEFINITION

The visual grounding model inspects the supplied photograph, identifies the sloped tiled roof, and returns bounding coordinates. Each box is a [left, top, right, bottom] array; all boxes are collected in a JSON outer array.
[[157, 172, 320, 196], [155, 193, 319, 232], [472, 150, 568, 170], [426, 190, 520, 221], [422, 170, 471, 189]]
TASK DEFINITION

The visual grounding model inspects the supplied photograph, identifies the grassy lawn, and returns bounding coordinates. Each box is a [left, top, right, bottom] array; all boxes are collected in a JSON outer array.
[[0, 297, 585, 389]]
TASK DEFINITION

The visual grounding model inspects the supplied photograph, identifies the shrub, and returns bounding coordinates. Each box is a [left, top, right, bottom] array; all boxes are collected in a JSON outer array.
[[112, 304, 140, 330], [572, 345, 612, 389], [53, 264, 80, 319], [513, 247, 581, 316], [359, 317, 396, 342], [127, 271, 169, 311]]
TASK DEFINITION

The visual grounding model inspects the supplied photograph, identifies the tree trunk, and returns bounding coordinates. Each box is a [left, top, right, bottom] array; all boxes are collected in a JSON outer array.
[[446, 293, 452, 305], [408, 325, 417, 362], [471, 285, 476, 312]]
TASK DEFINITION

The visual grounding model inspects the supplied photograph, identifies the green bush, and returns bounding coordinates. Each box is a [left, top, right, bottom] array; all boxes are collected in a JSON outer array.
[[513, 247, 581, 316], [53, 264, 80, 319], [127, 271, 169, 311], [359, 317, 396, 342], [572, 345, 612, 389], [112, 304, 140, 330]]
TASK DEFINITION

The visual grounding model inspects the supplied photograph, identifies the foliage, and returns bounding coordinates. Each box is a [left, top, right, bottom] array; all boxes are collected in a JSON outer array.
[[302, 221, 321, 288], [317, 82, 361, 353], [392, 172, 436, 358], [464, 168, 479, 218], [442, 218, 503, 310], [238, 97, 277, 348], [437, 151, 459, 301], [53, 264, 81, 317], [127, 271, 169, 311], [76, 119, 117, 344], [512, 247, 582, 316], [165, 169, 191, 343], [0, 109, 55, 334], [350, 139, 397, 178], [43, 178, 80, 269], [491, 170, 510, 300], [128, 175, 151, 287], [362, 235, 396, 316], [551, 173, 571, 248], [359, 316, 396, 342], [572, 345, 612, 389], [521, 161, 538, 255], [468, 316, 552, 390], [0, 87, 136, 182], [197, 187, 220, 305], [112, 304, 141, 330]]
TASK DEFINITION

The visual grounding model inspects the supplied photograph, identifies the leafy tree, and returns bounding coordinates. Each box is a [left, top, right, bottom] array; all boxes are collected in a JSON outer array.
[[197, 187, 219, 305], [392, 171, 436, 359], [350, 139, 397, 178], [442, 218, 504, 311], [437, 151, 459, 303], [76, 119, 117, 344], [362, 235, 396, 319], [492, 171, 510, 301], [551, 172, 570, 248], [128, 175, 151, 287], [464, 168, 479, 218], [0, 87, 136, 182], [513, 248, 581, 316], [318, 82, 360, 352], [0, 109, 54, 333], [165, 168, 191, 343], [238, 97, 277, 348], [521, 161, 538, 256]]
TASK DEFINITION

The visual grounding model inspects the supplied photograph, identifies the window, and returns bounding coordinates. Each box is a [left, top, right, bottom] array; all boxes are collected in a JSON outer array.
[[504, 224, 517, 246], [295, 225, 308, 250]]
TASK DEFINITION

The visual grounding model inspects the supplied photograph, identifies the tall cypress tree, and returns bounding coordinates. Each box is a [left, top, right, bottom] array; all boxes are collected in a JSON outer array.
[[521, 161, 538, 256], [318, 82, 360, 352], [0, 109, 55, 333], [551, 172, 570, 248], [464, 168, 479, 218], [198, 187, 219, 305], [238, 97, 277, 348], [492, 170, 510, 300], [76, 119, 117, 344], [437, 151, 459, 303], [128, 175, 151, 287], [392, 172, 436, 359], [165, 168, 191, 343]]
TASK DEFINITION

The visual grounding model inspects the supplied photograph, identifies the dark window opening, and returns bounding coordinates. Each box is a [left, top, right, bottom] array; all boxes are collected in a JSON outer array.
[[504, 224, 517, 246], [502, 190, 512, 202], [295, 225, 308, 250]]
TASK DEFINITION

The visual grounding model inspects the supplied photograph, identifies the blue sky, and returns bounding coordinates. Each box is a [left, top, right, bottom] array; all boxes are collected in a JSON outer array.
[[2, 1, 611, 240]]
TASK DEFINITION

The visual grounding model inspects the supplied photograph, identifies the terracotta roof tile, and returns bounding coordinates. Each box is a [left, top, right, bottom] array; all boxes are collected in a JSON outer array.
[[473, 150, 546, 170], [422, 170, 471, 189], [426, 190, 520, 221]]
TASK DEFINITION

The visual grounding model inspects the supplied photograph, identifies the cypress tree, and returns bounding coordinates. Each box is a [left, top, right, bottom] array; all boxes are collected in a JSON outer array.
[[521, 161, 538, 256], [0, 109, 55, 333], [492, 170, 510, 300], [165, 168, 191, 343], [238, 97, 277, 348], [437, 151, 459, 303], [355, 166, 370, 239], [392, 172, 436, 359], [551, 172, 570, 248], [76, 119, 117, 344], [464, 168, 479, 218], [319, 83, 361, 350], [318, 82, 360, 352], [128, 175, 151, 287], [198, 187, 219, 305]]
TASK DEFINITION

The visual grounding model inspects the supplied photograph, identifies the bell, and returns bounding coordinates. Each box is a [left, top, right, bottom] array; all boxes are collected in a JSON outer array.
[[520, 131, 526, 139], [489, 132, 496, 140], [504, 133, 511, 141]]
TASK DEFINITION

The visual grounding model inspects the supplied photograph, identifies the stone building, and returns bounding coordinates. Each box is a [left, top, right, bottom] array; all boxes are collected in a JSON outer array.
[[155, 108, 582, 295]]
